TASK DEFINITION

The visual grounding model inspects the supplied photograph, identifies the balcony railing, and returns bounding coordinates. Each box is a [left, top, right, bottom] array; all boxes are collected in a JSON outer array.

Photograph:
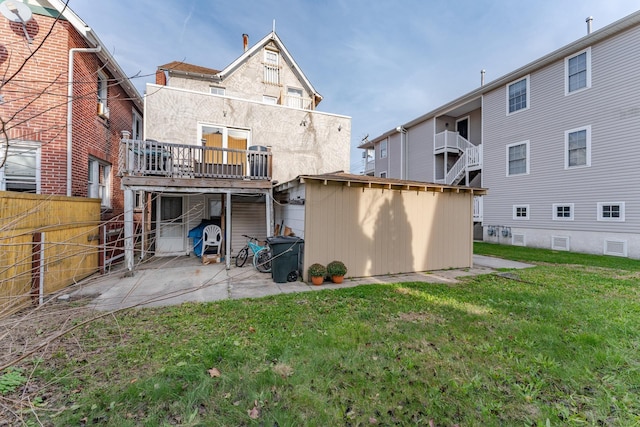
[[118, 139, 272, 180], [283, 94, 314, 110], [434, 130, 474, 152]]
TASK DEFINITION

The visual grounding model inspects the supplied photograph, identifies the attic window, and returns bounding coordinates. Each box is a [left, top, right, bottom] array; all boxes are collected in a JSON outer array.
[[263, 50, 280, 85]]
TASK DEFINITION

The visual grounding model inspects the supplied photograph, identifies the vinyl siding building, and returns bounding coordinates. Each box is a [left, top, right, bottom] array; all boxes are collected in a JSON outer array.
[[361, 10, 640, 259]]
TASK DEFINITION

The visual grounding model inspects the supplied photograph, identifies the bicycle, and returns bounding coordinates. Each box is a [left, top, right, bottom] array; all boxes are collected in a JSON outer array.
[[235, 235, 272, 273]]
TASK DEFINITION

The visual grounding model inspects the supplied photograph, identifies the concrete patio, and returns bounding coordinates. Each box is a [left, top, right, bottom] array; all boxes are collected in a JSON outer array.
[[70, 255, 533, 311]]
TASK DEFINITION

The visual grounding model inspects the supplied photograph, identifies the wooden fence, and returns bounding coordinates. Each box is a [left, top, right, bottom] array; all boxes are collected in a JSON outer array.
[[0, 192, 101, 318]]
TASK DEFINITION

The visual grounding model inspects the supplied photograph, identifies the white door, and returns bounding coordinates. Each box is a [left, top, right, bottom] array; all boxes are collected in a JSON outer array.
[[156, 195, 185, 255]]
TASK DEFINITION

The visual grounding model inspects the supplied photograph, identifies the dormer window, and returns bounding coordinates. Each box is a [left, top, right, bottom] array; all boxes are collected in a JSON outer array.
[[263, 49, 280, 85]]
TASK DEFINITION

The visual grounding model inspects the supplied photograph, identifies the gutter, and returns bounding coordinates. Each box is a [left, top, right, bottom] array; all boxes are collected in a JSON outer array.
[[67, 46, 101, 197]]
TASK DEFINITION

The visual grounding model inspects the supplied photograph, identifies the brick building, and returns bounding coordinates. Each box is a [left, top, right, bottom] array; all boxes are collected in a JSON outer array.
[[0, 0, 143, 220]]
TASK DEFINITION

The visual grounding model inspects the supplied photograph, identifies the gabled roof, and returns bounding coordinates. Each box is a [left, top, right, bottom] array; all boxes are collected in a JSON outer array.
[[158, 31, 323, 106], [276, 172, 486, 195], [364, 9, 640, 147], [158, 61, 221, 78], [45, 0, 143, 111], [220, 31, 322, 106]]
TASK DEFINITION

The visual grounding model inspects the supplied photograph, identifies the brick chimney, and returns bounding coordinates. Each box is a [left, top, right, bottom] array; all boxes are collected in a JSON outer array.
[[155, 69, 167, 85]]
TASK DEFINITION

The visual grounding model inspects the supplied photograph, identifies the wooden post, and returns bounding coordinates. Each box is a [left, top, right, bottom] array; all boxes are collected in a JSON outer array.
[[225, 192, 231, 270]]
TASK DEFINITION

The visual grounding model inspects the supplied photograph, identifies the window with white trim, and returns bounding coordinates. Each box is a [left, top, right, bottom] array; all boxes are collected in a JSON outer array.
[[597, 202, 625, 222], [263, 50, 280, 85], [565, 125, 591, 168], [0, 143, 40, 193], [379, 171, 387, 178], [132, 109, 142, 140], [263, 95, 278, 105], [286, 87, 303, 109], [506, 76, 529, 114], [380, 140, 387, 159], [97, 70, 108, 115], [513, 205, 529, 220], [565, 48, 591, 94], [553, 203, 574, 220], [210, 86, 225, 96], [506, 141, 529, 176], [88, 157, 111, 208], [199, 124, 250, 167]]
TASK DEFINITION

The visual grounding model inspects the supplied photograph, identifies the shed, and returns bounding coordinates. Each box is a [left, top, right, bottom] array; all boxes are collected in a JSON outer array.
[[274, 173, 487, 280]]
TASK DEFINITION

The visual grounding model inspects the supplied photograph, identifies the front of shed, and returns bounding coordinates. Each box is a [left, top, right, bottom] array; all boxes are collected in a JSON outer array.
[[275, 173, 486, 280]]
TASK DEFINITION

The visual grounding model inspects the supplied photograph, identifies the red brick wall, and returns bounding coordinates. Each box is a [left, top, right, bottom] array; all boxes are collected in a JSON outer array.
[[0, 10, 142, 220]]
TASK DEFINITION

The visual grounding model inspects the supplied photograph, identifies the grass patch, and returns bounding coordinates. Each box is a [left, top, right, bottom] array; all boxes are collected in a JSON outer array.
[[5, 248, 640, 425], [475, 241, 640, 270]]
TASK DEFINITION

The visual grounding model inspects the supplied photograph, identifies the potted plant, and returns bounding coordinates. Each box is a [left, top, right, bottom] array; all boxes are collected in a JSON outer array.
[[308, 263, 326, 286], [327, 260, 347, 284]]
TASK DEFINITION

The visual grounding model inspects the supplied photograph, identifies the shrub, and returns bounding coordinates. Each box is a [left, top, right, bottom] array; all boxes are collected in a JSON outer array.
[[308, 263, 326, 278], [326, 260, 347, 276]]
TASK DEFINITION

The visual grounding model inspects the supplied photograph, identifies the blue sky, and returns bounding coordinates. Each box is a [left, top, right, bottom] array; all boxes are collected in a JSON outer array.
[[69, 0, 639, 173]]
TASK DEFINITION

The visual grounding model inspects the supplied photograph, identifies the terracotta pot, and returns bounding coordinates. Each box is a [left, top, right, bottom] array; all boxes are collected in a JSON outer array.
[[311, 276, 324, 286], [331, 275, 344, 284]]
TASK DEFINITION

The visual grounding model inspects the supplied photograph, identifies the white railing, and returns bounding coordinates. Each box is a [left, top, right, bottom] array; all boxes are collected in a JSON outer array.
[[434, 131, 474, 152], [118, 139, 272, 180], [445, 151, 467, 185], [467, 144, 482, 168], [284, 94, 313, 110], [473, 196, 483, 222], [263, 64, 280, 85]]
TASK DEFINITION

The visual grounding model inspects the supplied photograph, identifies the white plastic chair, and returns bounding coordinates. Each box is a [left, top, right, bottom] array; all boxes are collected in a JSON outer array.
[[202, 224, 222, 255]]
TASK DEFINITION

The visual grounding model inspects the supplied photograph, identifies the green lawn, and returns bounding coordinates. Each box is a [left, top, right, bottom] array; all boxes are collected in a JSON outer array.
[[4, 245, 640, 425]]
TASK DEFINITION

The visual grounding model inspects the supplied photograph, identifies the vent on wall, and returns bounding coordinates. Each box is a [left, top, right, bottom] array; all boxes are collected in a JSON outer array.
[[512, 233, 525, 246], [604, 239, 627, 257], [552, 236, 570, 251]]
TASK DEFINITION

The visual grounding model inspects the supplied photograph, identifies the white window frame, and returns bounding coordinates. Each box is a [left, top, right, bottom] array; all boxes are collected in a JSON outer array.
[[552, 203, 574, 221], [97, 70, 108, 111], [263, 95, 278, 105], [0, 142, 41, 193], [88, 157, 111, 208], [506, 140, 530, 176], [380, 140, 387, 159], [564, 125, 591, 169], [513, 204, 530, 220], [132, 109, 143, 140], [597, 202, 625, 222], [565, 47, 591, 95], [286, 87, 304, 109], [506, 75, 530, 115], [210, 86, 225, 96], [198, 123, 251, 164], [264, 49, 279, 65]]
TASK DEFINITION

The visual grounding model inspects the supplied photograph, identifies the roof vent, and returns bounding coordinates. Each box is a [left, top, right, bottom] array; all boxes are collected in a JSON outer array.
[[586, 16, 593, 34]]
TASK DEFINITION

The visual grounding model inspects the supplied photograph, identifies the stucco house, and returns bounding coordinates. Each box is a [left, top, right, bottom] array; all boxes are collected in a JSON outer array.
[[120, 31, 351, 270], [361, 10, 640, 259], [0, 0, 143, 220]]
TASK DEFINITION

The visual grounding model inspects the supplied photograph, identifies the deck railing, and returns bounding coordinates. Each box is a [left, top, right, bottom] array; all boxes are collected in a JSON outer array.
[[118, 139, 272, 180], [473, 196, 483, 222]]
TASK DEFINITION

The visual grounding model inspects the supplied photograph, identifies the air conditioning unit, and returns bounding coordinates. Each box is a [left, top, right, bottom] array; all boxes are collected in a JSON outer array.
[[97, 102, 110, 119]]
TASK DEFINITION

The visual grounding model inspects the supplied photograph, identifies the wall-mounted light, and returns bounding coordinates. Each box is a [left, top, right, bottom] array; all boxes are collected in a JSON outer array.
[[300, 119, 307, 127], [338, 124, 342, 132]]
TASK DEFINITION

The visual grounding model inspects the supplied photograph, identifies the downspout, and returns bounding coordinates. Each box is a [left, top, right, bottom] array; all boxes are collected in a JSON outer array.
[[396, 126, 407, 179], [67, 46, 101, 196]]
